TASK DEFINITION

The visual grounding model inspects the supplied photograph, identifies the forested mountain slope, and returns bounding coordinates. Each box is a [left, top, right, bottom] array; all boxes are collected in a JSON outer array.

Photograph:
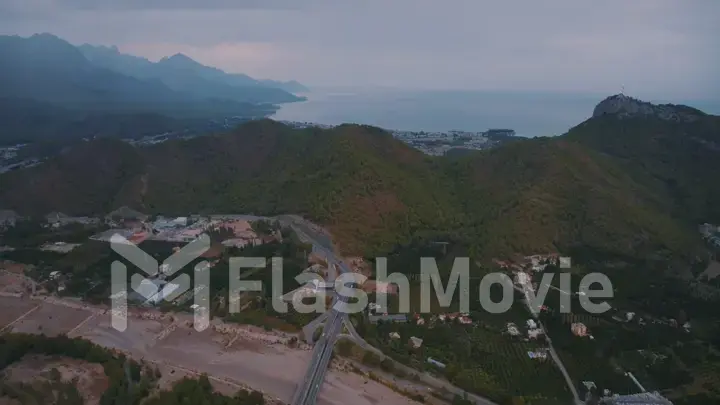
[[2, 98, 712, 260]]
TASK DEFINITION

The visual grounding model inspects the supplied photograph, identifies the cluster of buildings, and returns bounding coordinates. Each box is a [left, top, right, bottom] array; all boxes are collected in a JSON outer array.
[[505, 320, 546, 341], [46, 212, 100, 228], [277, 120, 516, 156], [277, 120, 334, 130], [0, 210, 21, 229], [0, 144, 25, 160], [494, 253, 563, 273], [89, 208, 278, 249], [0, 144, 42, 174], [699, 223, 720, 248], [397, 129, 515, 156], [39, 241, 81, 254], [124, 117, 254, 147]]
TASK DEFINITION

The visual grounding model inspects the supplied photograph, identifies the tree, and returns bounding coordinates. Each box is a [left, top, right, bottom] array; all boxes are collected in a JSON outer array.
[[380, 358, 394, 372]]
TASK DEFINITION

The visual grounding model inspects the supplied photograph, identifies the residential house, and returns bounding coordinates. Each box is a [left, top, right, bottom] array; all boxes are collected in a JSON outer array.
[[526, 319, 537, 329], [492, 259, 509, 268], [409, 336, 423, 349], [699, 223, 715, 237], [220, 220, 254, 238], [363, 280, 398, 295], [368, 303, 383, 314], [528, 328, 544, 340], [222, 238, 250, 249], [48, 213, 99, 228], [0, 210, 20, 228], [389, 332, 401, 340], [153, 217, 179, 231], [40, 242, 80, 254], [506, 322, 521, 336], [46, 212, 69, 225], [515, 272, 531, 286], [532, 263, 547, 272], [369, 314, 408, 324], [571, 322, 588, 337], [173, 217, 188, 226]]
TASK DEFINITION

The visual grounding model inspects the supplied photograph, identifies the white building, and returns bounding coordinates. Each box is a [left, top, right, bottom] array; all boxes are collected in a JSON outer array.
[[516, 272, 531, 286], [409, 336, 423, 349], [133, 279, 181, 305], [527, 319, 537, 329], [173, 217, 188, 226], [506, 323, 521, 336], [528, 328, 544, 339]]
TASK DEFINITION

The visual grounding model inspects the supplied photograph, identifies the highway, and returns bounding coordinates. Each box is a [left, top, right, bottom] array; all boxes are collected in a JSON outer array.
[[290, 260, 351, 405], [286, 217, 354, 405]]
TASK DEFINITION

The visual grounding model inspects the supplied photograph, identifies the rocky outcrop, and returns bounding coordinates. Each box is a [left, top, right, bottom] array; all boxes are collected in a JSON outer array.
[[593, 94, 704, 122]]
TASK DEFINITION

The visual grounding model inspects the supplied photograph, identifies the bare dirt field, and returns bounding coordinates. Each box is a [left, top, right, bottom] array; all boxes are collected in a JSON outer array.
[[0, 296, 37, 328], [3, 296, 427, 405], [3, 355, 109, 405], [321, 371, 419, 405], [0, 272, 27, 294], [10, 302, 91, 336]]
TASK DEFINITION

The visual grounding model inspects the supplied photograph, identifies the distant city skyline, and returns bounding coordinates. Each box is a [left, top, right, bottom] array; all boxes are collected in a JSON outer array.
[[1, 0, 718, 100]]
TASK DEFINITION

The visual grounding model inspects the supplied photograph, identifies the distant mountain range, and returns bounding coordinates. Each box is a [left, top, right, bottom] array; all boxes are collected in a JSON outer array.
[[78, 44, 308, 102], [0, 33, 309, 144]]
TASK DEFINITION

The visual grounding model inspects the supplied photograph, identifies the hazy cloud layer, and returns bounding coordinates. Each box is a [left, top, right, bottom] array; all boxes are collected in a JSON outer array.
[[2, 0, 718, 99]]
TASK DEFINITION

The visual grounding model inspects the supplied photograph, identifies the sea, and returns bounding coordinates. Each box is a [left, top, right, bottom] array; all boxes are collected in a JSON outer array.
[[272, 87, 720, 138]]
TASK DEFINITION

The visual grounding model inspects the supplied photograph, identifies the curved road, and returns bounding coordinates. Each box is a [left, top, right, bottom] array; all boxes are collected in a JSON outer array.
[[283, 216, 503, 405]]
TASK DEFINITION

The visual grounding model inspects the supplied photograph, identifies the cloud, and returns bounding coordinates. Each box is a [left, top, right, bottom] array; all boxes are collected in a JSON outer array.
[[1, 0, 718, 99]]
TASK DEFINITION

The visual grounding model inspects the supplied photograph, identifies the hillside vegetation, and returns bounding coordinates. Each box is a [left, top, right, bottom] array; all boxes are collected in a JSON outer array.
[[445, 137, 696, 259], [566, 114, 720, 224], [2, 100, 714, 260]]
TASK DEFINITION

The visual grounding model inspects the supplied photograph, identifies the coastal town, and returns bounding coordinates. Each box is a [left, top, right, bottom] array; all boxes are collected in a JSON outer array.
[[278, 121, 517, 156]]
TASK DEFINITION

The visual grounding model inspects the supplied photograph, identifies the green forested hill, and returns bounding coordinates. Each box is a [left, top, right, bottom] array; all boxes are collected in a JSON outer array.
[[1, 109, 711, 260], [566, 114, 720, 225], [445, 137, 696, 259]]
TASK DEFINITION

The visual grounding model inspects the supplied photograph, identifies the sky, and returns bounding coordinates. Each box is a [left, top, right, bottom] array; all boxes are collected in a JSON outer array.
[[1, 0, 719, 100]]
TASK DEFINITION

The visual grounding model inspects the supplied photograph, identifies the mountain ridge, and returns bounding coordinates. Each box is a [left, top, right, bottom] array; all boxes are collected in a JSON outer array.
[[2, 95, 715, 260], [0, 33, 285, 120], [79, 42, 308, 99]]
